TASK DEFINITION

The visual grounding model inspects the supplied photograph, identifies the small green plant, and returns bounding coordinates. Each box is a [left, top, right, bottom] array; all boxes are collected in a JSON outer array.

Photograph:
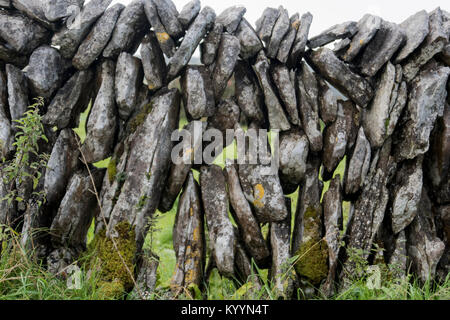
[[1, 97, 49, 208]]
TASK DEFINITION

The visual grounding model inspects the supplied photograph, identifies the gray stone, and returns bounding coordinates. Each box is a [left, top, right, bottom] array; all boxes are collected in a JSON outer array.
[[288, 12, 312, 67], [0, 42, 28, 68], [394, 62, 450, 161], [153, 0, 183, 38], [235, 18, 263, 59], [6, 64, 28, 130], [52, 0, 112, 58], [208, 98, 240, 146], [276, 13, 299, 63], [216, 5, 246, 34], [103, 0, 149, 59], [358, 20, 405, 77], [296, 62, 322, 151], [394, 10, 430, 63], [181, 66, 215, 119], [333, 38, 351, 56], [12, 0, 57, 29], [72, 4, 125, 70], [178, 0, 200, 29], [115, 52, 144, 120], [43, 0, 84, 22], [144, 0, 176, 58], [132, 251, 159, 298], [318, 78, 338, 125], [308, 21, 358, 48], [0, 10, 51, 55], [272, 64, 300, 126], [267, 6, 289, 59], [0, 69, 12, 158], [141, 32, 167, 91], [307, 47, 374, 108], [200, 164, 235, 277], [402, 8, 448, 82], [43, 70, 93, 129], [212, 34, 240, 101], [234, 60, 265, 125], [26, 45, 63, 99], [255, 7, 279, 45], [341, 14, 381, 62], [253, 51, 291, 131], [200, 22, 223, 65], [0, 0, 10, 7], [344, 127, 371, 196], [167, 6, 216, 79], [81, 60, 117, 163]]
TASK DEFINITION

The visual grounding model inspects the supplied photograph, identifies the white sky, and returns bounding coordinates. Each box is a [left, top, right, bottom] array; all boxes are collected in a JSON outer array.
[[111, 0, 448, 37]]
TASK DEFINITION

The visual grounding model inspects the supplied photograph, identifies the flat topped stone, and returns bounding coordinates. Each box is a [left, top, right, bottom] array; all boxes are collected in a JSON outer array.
[[216, 5, 246, 34], [307, 21, 358, 48]]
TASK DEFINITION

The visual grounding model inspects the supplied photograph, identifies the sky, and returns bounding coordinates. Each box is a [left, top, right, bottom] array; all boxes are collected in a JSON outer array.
[[111, 0, 448, 37]]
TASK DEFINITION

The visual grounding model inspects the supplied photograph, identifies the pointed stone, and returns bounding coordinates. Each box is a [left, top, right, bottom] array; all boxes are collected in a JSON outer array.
[[235, 18, 263, 59], [212, 34, 240, 101], [253, 51, 291, 131], [178, 0, 200, 29], [234, 61, 265, 125], [307, 47, 374, 107], [171, 172, 205, 294], [394, 62, 450, 161], [200, 164, 235, 277], [308, 21, 358, 49], [288, 12, 312, 68], [115, 52, 144, 120], [267, 6, 289, 59], [344, 127, 371, 196], [394, 10, 430, 63], [255, 7, 279, 45], [277, 13, 299, 63], [6, 64, 28, 130], [318, 78, 338, 125], [216, 5, 246, 34], [167, 6, 216, 79], [272, 64, 300, 126], [26, 45, 63, 99], [43, 70, 93, 129], [0, 10, 51, 55], [52, 0, 112, 58], [341, 14, 381, 62], [141, 32, 167, 91], [181, 66, 215, 120], [153, 0, 183, 38], [200, 22, 223, 65], [72, 4, 125, 70], [296, 62, 322, 151], [44, 129, 80, 205]]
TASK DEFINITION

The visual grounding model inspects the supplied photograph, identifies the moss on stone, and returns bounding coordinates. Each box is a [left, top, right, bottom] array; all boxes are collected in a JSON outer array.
[[128, 102, 153, 134], [98, 279, 125, 300], [294, 238, 329, 286], [107, 157, 117, 183]]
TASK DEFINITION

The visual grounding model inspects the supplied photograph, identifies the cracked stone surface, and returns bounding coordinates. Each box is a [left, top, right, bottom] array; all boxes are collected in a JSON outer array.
[[140, 32, 167, 91], [144, 0, 176, 58], [235, 18, 263, 59], [216, 5, 246, 34], [307, 21, 358, 49], [267, 6, 289, 59], [178, 0, 200, 29], [153, 0, 183, 39], [272, 64, 300, 126], [288, 12, 312, 67]]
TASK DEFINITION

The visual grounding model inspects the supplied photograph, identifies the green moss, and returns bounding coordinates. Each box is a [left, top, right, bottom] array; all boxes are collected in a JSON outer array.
[[98, 279, 125, 300], [294, 238, 329, 286], [384, 118, 390, 131], [107, 157, 117, 183], [88, 221, 137, 292], [128, 102, 153, 134]]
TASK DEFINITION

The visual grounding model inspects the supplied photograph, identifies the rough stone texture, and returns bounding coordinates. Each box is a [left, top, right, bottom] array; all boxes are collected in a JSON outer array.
[[278, 129, 309, 193], [72, 4, 124, 70], [357, 20, 405, 77], [255, 7, 279, 46], [296, 62, 322, 151], [153, 0, 183, 39], [208, 98, 240, 146], [140, 32, 167, 91], [103, 0, 149, 59], [235, 18, 263, 59], [0, 43, 28, 68], [43, 0, 84, 22], [26, 45, 63, 99], [167, 6, 216, 79], [200, 22, 223, 65], [234, 61, 265, 125], [200, 165, 235, 277], [178, 0, 200, 29], [0, 10, 51, 55], [307, 48, 374, 108], [276, 13, 299, 64], [272, 64, 300, 126], [267, 6, 289, 59], [225, 161, 270, 266], [0, 70, 12, 158], [308, 21, 358, 49], [402, 8, 448, 82], [216, 5, 246, 34], [394, 62, 450, 161], [181, 66, 215, 120], [43, 69, 93, 129], [253, 51, 291, 131], [115, 52, 144, 120], [288, 12, 312, 68], [44, 129, 80, 205], [81, 60, 117, 163], [318, 78, 338, 125], [132, 251, 159, 298], [171, 172, 205, 294], [12, 0, 57, 29], [341, 14, 381, 62], [143, 0, 176, 58], [5, 64, 28, 130], [391, 156, 423, 234], [394, 10, 430, 63], [212, 34, 240, 101], [344, 127, 371, 196], [52, 0, 112, 58]]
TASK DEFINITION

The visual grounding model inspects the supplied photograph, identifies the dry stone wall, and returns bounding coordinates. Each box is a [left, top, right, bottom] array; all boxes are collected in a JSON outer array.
[[0, 0, 449, 299]]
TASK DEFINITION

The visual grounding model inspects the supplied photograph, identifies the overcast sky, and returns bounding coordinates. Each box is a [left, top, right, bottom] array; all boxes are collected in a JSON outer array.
[[111, 0, 448, 37]]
